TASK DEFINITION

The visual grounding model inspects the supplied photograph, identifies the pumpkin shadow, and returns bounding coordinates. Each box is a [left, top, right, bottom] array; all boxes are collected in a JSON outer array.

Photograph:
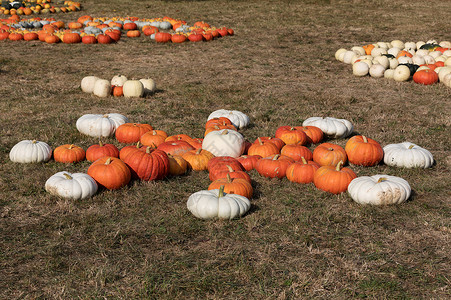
[[405, 189, 417, 203], [145, 88, 164, 97]]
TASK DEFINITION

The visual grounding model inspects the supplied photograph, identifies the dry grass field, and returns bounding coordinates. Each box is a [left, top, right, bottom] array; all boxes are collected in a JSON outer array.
[[0, 0, 450, 298]]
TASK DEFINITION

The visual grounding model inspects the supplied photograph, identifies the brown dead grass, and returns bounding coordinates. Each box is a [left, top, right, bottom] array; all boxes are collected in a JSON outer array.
[[0, 0, 450, 299]]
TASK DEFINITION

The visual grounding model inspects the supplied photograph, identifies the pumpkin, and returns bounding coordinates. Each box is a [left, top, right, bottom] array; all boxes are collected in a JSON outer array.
[[208, 174, 253, 199], [187, 186, 251, 220], [182, 148, 214, 171], [112, 85, 124, 97], [313, 161, 357, 194], [205, 117, 233, 129], [413, 69, 439, 85], [82, 35, 97, 44], [167, 154, 188, 176], [209, 164, 251, 182], [202, 129, 245, 158], [353, 61, 369, 76], [294, 126, 324, 144], [280, 143, 313, 161], [348, 175, 411, 205], [9, 140, 52, 163], [188, 138, 203, 150], [122, 80, 144, 98], [53, 144, 85, 163], [93, 79, 112, 98], [140, 130, 168, 148], [247, 137, 280, 158], [111, 75, 128, 87], [393, 65, 412, 82], [81, 76, 100, 93], [313, 142, 347, 166], [204, 124, 237, 136], [302, 117, 353, 138], [208, 156, 244, 172], [253, 137, 285, 151], [87, 157, 131, 190], [157, 140, 195, 156], [165, 134, 193, 142], [122, 147, 169, 181], [286, 157, 320, 184], [255, 154, 295, 178], [45, 171, 98, 200], [369, 64, 386, 78], [139, 78, 157, 95], [119, 142, 143, 161], [62, 32, 81, 44], [383, 142, 434, 168], [236, 155, 262, 171], [97, 34, 113, 44], [155, 32, 172, 43], [115, 123, 153, 144], [207, 109, 250, 129], [86, 142, 119, 162], [23, 32, 38, 41], [274, 126, 308, 145], [76, 113, 129, 138], [171, 33, 187, 43], [345, 135, 383, 166]]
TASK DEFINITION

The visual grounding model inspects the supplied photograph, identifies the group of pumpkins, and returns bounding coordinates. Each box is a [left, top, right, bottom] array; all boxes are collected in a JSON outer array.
[[9, 108, 434, 220], [0, 14, 234, 44], [0, 0, 81, 15], [80, 75, 156, 98], [335, 39, 451, 88]]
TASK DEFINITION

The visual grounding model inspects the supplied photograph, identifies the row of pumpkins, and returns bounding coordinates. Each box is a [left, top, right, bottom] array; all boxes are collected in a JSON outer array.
[[0, 0, 81, 15], [80, 75, 156, 98], [0, 14, 234, 43], [335, 39, 451, 88], [9, 109, 434, 219]]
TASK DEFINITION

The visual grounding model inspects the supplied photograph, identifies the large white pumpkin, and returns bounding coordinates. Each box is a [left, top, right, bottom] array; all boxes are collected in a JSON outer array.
[[139, 78, 156, 95], [348, 175, 411, 205], [302, 117, 353, 138], [187, 187, 251, 220], [80, 76, 100, 93], [383, 142, 434, 168], [93, 79, 111, 98], [45, 171, 98, 200], [76, 113, 129, 138], [111, 75, 128, 87], [393, 65, 411, 82], [123, 80, 144, 98], [9, 140, 52, 163], [207, 109, 250, 130], [352, 61, 369, 76], [202, 129, 245, 157], [369, 64, 386, 78]]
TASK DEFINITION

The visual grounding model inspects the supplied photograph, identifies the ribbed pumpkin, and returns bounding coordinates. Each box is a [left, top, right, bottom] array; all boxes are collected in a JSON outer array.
[[122, 147, 169, 181], [248, 137, 280, 157], [165, 134, 192, 142], [345, 135, 383, 166], [236, 155, 262, 171], [286, 157, 320, 184], [208, 157, 245, 181], [115, 123, 153, 144], [294, 126, 324, 144], [253, 137, 285, 151], [157, 140, 195, 156], [86, 142, 119, 162], [119, 142, 143, 161], [182, 148, 214, 171], [87, 157, 131, 190], [62, 32, 81, 44], [205, 117, 233, 129], [275, 126, 308, 145], [208, 174, 253, 199], [204, 124, 237, 136], [53, 144, 85, 163], [188, 138, 203, 150], [209, 164, 251, 182], [155, 32, 172, 43], [313, 142, 347, 166], [255, 154, 295, 178], [140, 130, 168, 148], [280, 143, 313, 161], [167, 154, 188, 176], [313, 161, 357, 194]]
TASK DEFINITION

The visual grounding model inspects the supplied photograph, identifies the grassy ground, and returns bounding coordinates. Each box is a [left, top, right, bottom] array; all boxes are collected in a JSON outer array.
[[0, 0, 450, 298]]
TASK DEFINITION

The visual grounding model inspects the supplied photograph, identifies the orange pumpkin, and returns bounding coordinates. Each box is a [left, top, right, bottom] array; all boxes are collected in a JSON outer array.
[[247, 137, 280, 157], [286, 157, 320, 184], [280, 143, 313, 161], [345, 135, 383, 166], [182, 148, 214, 171], [87, 157, 131, 190], [115, 123, 153, 144], [236, 155, 262, 171], [313, 161, 356, 194], [53, 144, 85, 163], [167, 154, 188, 176], [313, 142, 347, 166], [140, 130, 168, 148], [255, 154, 295, 178], [208, 174, 253, 199], [294, 126, 323, 144], [209, 164, 251, 182], [86, 142, 119, 162], [275, 126, 308, 145], [157, 140, 195, 156]]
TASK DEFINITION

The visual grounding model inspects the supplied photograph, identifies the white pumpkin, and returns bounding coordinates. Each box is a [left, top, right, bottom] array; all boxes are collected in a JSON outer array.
[[376, 42, 389, 49], [81, 76, 100, 93], [343, 50, 357, 64], [207, 109, 250, 129], [387, 47, 401, 57], [93, 79, 111, 98], [383, 142, 434, 168], [352, 61, 369, 76], [111, 75, 128, 87], [404, 42, 416, 51], [391, 40, 404, 49], [422, 55, 436, 65], [373, 55, 389, 69], [416, 66, 431, 72], [351, 46, 365, 56], [45, 171, 98, 200], [348, 175, 411, 205], [393, 65, 411, 82], [439, 41, 451, 48], [76, 113, 129, 138], [369, 64, 386, 78], [446, 57, 451, 67], [202, 129, 245, 157], [388, 57, 399, 69], [443, 73, 451, 87], [416, 41, 425, 50], [9, 140, 52, 163], [122, 80, 144, 98], [302, 117, 353, 138], [335, 48, 347, 62], [411, 55, 426, 66], [397, 56, 413, 64], [384, 69, 395, 79], [371, 47, 387, 57], [187, 187, 251, 220], [435, 55, 448, 63], [139, 78, 156, 95], [429, 51, 442, 59], [414, 49, 429, 57]]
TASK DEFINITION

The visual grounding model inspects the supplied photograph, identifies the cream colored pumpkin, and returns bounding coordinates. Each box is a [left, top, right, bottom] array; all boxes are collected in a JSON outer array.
[[393, 65, 411, 82], [384, 69, 395, 79], [397, 56, 413, 64], [352, 61, 369, 76], [348, 175, 411, 205], [9, 140, 52, 163], [389, 57, 399, 69], [207, 109, 250, 129], [93, 79, 111, 98], [302, 117, 353, 138], [391, 40, 404, 49], [411, 55, 425, 65], [439, 41, 451, 48], [443, 73, 451, 87], [111, 75, 128, 87], [123, 80, 144, 98], [351, 46, 365, 56], [383, 142, 434, 168], [445, 57, 451, 66], [415, 49, 429, 57], [202, 129, 245, 157], [81, 76, 100, 93], [369, 64, 386, 78], [335, 48, 347, 62], [438, 67, 451, 82], [387, 47, 401, 57], [373, 55, 389, 69], [343, 50, 357, 64], [45, 171, 98, 200], [76, 113, 129, 137], [416, 41, 425, 50], [371, 47, 387, 57], [139, 78, 156, 95], [422, 55, 436, 65], [404, 42, 416, 51]]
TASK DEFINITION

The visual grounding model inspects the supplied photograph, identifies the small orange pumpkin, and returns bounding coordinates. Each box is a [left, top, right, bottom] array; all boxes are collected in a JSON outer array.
[[208, 174, 253, 199], [53, 144, 85, 163], [313, 142, 347, 166], [286, 157, 320, 184], [182, 148, 214, 171], [313, 161, 356, 194]]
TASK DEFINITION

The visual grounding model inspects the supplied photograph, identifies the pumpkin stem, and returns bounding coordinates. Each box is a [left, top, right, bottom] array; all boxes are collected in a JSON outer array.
[[221, 130, 228, 135], [63, 173, 73, 180], [362, 136, 368, 143], [32, 140, 37, 144], [195, 148, 202, 155], [152, 130, 157, 136], [218, 185, 225, 198], [99, 141, 104, 147], [408, 144, 415, 149], [258, 137, 263, 145], [136, 141, 141, 148], [301, 157, 307, 164], [102, 114, 109, 118], [226, 173, 232, 183], [105, 157, 112, 165], [335, 160, 344, 171], [272, 154, 280, 160], [68, 144, 74, 149], [377, 177, 387, 183], [226, 165, 234, 172], [146, 147, 151, 154]]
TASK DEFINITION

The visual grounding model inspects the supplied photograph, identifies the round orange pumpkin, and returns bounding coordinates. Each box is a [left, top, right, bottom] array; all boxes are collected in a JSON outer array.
[[87, 157, 131, 190], [208, 174, 253, 199], [255, 154, 295, 178], [115, 123, 153, 144], [53, 144, 85, 163], [86, 142, 119, 162], [286, 157, 320, 184], [313, 142, 347, 166], [182, 148, 214, 171], [345, 135, 383, 166], [248, 137, 280, 158], [313, 161, 356, 194]]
